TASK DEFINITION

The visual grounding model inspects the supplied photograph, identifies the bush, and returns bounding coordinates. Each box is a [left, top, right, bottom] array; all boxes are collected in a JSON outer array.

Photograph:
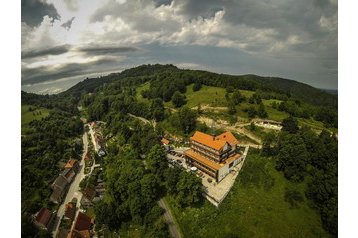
[[192, 83, 202, 92]]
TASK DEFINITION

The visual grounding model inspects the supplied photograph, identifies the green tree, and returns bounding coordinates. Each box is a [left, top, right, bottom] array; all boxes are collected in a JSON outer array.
[[176, 171, 203, 207], [247, 106, 257, 118], [227, 100, 236, 115], [146, 144, 168, 179], [231, 90, 244, 104], [257, 102, 268, 118], [172, 91, 186, 108], [275, 134, 308, 182], [192, 82, 202, 91], [171, 107, 197, 134], [281, 116, 299, 133], [151, 98, 165, 121], [164, 167, 182, 194]]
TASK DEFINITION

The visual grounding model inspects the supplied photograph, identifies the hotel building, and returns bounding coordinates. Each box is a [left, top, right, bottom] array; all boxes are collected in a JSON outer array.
[[184, 131, 242, 182]]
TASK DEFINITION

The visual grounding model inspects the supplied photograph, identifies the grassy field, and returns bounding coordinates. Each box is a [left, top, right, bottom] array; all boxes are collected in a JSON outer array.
[[21, 104, 50, 134], [167, 150, 330, 238], [135, 81, 151, 103]]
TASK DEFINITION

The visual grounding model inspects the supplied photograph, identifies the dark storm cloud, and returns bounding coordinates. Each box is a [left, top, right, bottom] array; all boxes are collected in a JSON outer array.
[[21, 0, 60, 27], [22, 45, 71, 59], [153, 0, 173, 7], [78, 45, 140, 56], [61, 17, 75, 30], [22, 57, 120, 85]]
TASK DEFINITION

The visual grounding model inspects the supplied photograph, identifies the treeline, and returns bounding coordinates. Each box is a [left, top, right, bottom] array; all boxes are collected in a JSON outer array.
[[262, 116, 338, 236], [21, 110, 83, 237], [22, 91, 79, 114]]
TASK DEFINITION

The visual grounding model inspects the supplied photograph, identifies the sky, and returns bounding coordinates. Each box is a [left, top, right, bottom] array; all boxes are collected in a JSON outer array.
[[21, 0, 338, 94]]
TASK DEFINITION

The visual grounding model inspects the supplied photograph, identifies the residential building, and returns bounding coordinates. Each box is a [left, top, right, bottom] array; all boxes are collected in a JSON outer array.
[[80, 185, 96, 208], [64, 202, 76, 221], [184, 131, 242, 182], [33, 208, 54, 231], [50, 175, 69, 204], [64, 159, 80, 173], [67, 212, 94, 238]]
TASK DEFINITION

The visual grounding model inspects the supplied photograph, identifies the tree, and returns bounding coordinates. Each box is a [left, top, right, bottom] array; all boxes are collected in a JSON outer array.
[[281, 116, 299, 133], [275, 134, 308, 182], [227, 100, 236, 115], [171, 91, 186, 108], [150, 98, 165, 121], [247, 106, 257, 118], [262, 132, 276, 156], [226, 86, 234, 93], [146, 219, 170, 238], [171, 107, 197, 134], [140, 173, 160, 206], [164, 167, 181, 194], [176, 171, 203, 207], [146, 144, 168, 179], [231, 90, 244, 104], [192, 82, 202, 92], [257, 102, 268, 118]]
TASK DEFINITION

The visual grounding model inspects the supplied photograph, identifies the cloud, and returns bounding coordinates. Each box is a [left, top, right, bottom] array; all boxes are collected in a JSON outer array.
[[64, 0, 79, 11], [21, 0, 338, 92], [61, 17, 75, 30], [78, 45, 140, 56], [21, 0, 60, 27], [22, 57, 122, 85], [22, 44, 71, 59]]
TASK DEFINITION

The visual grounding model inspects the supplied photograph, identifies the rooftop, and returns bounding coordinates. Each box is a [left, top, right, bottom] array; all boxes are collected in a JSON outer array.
[[73, 212, 93, 232], [64, 203, 76, 221], [161, 138, 170, 145], [34, 208, 52, 227], [190, 131, 227, 151], [64, 159, 78, 169]]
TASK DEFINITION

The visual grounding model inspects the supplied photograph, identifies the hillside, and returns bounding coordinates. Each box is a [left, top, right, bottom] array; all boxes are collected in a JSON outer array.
[[62, 64, 337, 107]]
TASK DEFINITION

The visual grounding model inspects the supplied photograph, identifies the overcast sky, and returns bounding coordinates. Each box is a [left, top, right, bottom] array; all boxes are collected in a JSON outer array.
[[21, 0, 337, 94]]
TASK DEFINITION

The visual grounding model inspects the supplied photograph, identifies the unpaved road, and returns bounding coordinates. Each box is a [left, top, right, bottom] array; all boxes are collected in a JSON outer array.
[[158, 198, 182, 238]]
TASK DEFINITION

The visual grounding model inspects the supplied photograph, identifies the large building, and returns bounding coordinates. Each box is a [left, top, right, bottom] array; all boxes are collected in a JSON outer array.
[[184, 131, 242, 182]]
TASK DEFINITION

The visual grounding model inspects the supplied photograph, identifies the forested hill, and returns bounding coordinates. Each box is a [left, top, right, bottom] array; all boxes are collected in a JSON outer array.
[[61, 64, 337, 107]]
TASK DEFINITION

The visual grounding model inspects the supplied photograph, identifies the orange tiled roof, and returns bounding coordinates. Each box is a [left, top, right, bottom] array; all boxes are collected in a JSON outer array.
[[216, 131, 239, 147], [64, 159, 78, 169], [161, 138, 170, 145], [190, 131, 227, 151], [184, 149, 221, 170]]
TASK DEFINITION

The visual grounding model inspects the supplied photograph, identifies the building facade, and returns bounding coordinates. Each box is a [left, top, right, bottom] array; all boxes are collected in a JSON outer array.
[[184, 131, 242, 182]]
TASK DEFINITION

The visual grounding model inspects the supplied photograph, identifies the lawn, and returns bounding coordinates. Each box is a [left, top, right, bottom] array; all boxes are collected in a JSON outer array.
[[167, 150, 330, 238], [21, 104, 50, 134]]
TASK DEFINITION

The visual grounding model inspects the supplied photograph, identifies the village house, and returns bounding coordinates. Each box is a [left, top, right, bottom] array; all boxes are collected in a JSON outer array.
[[50, 168, 76, 204], [80, 185, 96, 208], [184, 131, 242, 182], [33, 208, 55, 231], [64, 159, 80, 173], [67, 212, 94, 238], [64, 202, 76, 221]]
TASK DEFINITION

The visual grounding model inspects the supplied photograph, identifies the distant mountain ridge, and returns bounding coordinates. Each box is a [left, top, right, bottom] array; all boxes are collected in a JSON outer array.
[[60, 64, 337, 107]]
